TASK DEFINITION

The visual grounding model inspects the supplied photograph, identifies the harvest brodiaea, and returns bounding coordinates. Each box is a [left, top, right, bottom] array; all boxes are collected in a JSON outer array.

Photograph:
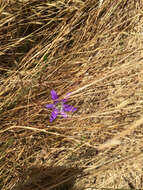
[[46, 90, 77, 122]]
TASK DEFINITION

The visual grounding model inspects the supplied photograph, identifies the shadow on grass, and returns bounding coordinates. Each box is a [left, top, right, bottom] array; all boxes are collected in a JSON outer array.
[[12, 165, 83, 190]]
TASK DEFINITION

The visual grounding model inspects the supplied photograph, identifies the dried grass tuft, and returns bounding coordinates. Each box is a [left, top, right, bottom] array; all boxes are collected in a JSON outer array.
[[0, 0, 143, 189]]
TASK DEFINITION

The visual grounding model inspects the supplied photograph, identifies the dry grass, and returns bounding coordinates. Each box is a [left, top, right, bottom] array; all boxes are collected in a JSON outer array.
[[0, 0, 143, 189]]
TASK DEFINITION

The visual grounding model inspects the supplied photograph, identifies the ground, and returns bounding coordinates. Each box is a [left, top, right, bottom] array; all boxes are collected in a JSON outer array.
[[0, 0, 143, 190]]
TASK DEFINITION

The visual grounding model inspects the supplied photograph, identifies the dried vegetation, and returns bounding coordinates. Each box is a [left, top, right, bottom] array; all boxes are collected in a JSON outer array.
[[0, 0, 143, 189]]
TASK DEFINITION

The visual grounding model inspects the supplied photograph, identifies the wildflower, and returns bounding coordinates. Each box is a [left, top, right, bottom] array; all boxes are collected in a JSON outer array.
[[45, 89, 77, 122]]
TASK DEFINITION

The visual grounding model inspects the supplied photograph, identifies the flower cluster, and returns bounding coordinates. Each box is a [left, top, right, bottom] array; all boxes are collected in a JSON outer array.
[[45, 90, 77, 122]]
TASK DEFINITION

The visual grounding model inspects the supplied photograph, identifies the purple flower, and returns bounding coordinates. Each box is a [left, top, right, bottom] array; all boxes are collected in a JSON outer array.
[[45, 89, 77, 122]]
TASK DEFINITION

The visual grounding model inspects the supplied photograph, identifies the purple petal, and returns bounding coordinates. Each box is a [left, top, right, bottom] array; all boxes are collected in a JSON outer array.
[[60, 111, 68, 118], [51, 89, 59, 101], [45, 104, 54, 109], [49, 108, 59, 122], [63, 104, 77, 112], [62, 98, 67, 103]]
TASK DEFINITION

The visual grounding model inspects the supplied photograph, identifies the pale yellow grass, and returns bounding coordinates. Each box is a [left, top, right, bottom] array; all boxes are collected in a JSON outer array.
[[0, 0, 143, 190]]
